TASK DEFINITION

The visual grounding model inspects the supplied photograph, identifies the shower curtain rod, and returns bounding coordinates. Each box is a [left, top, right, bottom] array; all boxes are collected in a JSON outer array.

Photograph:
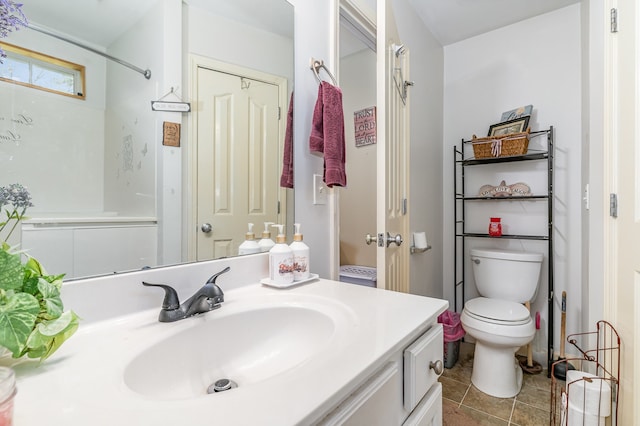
[[28, 24, 152, 80]]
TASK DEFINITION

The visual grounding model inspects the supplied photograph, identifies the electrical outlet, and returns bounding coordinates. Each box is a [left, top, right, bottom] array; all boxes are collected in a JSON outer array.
[[313, 174, 327, 205]]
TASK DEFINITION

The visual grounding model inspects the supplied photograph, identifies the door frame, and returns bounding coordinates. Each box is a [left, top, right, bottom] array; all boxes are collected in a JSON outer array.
[[330, 0, 377, 280], [602, 0, 639, 421], [186, 54, 289, 261]]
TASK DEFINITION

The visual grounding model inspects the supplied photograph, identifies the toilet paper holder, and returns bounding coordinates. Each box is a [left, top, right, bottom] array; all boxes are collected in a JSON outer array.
[[410, 231, 431, 254], [410, 245, 432, 254]]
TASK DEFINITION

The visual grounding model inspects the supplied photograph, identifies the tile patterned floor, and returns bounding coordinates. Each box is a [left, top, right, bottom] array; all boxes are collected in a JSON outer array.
[[440, 342, 552, 426]]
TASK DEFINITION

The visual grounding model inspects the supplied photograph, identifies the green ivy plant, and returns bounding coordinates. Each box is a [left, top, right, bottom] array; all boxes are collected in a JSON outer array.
[[0, 184, 79, 361]]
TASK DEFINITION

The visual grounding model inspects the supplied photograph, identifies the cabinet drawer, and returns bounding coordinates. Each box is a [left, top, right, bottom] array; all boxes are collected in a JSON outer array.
[[402, 382, 442, 426], [318, 361, 402, 426], [403, 324, 443, 411]]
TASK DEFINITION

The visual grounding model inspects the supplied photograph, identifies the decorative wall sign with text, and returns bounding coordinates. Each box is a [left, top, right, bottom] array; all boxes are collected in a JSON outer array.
[[162, 121, 181, 147], [151, 101, 191, 112], [353, 106, 377, 147]]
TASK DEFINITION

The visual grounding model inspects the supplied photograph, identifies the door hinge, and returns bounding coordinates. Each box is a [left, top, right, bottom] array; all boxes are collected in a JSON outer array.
[[610, 193, 618, 217], [278, 106, 281, 120], [277, 200, 281, 215], [402, 198, 408, 215], [611, 8, 618, 33]]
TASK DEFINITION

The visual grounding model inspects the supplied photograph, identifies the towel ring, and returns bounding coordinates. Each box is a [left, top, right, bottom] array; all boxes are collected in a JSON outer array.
[[310, 58, 337, 85]]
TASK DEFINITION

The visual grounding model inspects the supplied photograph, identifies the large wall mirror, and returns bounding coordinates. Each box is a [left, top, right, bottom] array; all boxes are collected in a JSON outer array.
[[0, 0, 294, 280]]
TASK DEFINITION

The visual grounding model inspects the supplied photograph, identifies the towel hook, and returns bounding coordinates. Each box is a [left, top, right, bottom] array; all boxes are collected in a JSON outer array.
[[310, 58, 337, 86]]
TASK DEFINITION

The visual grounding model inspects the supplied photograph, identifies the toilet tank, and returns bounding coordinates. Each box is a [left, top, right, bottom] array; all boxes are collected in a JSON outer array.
[[470, 248, 543, 303]]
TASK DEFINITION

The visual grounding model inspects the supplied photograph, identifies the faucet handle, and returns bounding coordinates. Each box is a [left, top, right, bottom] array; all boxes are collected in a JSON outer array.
[[206, 266, 231, 285], [142, 282, 180, 310]]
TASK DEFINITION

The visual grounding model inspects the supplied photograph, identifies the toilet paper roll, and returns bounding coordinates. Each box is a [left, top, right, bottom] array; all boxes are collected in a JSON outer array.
[[567, 401, 606, 426], [413, 232, 428, 249], [566, 370, 611, 417]]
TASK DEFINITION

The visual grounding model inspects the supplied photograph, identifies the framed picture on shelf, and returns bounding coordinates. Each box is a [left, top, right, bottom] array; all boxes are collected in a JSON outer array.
[[500, 104, 533, 121], [488, 116, 530, 137]]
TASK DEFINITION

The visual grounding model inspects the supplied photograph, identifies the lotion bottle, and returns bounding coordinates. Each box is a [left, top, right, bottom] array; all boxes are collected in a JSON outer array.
[[289, 223, 310, 281], [238, 223, 261, 255], [258, 221, 276, 252], [269, 224, 293, 285]]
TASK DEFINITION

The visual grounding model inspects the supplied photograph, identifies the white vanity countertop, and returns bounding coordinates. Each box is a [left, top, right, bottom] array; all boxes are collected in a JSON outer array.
[[11, 279, 447, 425]]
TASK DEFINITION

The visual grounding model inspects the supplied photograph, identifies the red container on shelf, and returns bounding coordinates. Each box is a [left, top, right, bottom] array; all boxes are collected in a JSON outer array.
[[488, 217, 502, 237]]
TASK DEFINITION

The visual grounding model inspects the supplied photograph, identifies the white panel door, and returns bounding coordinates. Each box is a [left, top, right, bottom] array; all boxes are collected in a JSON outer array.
[[375, 0, 410, 292], [196, 67, 281, 260]]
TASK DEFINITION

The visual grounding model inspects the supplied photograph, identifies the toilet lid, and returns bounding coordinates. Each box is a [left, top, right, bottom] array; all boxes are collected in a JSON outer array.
[[465, 297, 531, 324]]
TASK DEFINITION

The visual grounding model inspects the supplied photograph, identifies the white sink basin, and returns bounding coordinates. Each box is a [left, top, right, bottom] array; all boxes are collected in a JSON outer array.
[[123, 304, 338, 400]]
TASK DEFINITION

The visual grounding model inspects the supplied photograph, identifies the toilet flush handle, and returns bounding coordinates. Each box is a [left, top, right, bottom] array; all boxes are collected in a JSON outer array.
[[472, 257, 480, 264]]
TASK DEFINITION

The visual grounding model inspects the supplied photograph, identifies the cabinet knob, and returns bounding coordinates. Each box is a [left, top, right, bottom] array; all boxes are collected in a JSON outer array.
[[429, 359, 443, 375]]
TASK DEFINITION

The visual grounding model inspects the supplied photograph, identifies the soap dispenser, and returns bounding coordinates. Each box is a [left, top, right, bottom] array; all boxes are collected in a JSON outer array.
[[238, 223, 260, 255], [258, 221, 276, 252], [269, 224, 293, 285], [290, 223, 310, 281]]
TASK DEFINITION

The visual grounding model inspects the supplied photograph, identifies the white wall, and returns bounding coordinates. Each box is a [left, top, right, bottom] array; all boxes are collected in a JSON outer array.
[[289, 0, 334, 279], [443, 4, 582, 361], [158, 0, 184, 266], [582, 0, 605, 333], [186, 7, 293, 88]]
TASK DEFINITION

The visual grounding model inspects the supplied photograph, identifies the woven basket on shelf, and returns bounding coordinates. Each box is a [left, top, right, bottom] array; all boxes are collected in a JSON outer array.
[[471, 128, 530, 159]]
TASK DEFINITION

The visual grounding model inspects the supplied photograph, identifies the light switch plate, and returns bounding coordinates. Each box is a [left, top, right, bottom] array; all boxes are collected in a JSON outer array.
[[313, 174, 327, 205]]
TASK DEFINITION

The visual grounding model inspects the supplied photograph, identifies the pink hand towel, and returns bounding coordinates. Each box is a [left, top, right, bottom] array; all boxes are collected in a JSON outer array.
[[320, 82, 347, 187], [308, 82, 347, 187], [280, 92, 294, 188], [309, 83, 325, 153]]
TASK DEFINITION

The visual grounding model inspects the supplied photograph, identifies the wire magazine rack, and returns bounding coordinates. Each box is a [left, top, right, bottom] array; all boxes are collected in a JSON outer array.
[[550, 321, 620, 425]]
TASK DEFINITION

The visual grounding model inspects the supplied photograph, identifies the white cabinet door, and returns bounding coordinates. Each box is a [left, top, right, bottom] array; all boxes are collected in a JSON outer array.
[[403, 382, 442, 426], [404, 324, 444, 411]]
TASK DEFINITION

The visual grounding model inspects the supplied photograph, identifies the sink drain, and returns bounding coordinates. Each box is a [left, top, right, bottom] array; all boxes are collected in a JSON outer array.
[[207, 378, 238, 394]]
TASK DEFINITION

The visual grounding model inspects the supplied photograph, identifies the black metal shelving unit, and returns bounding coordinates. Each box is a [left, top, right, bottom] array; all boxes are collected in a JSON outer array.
[[453, 127, 555, 374]]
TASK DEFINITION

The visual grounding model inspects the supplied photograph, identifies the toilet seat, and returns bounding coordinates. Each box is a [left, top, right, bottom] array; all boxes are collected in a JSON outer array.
[[464, 297, 531, 326]]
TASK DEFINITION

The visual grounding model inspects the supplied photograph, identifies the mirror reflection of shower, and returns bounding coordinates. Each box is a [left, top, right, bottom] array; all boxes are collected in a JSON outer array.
[[338, 5, 378, 288], [1, 0, 294, 280]]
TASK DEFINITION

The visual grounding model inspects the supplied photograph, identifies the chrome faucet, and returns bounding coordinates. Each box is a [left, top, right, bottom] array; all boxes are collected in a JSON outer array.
[[142, 266, 229, 322]]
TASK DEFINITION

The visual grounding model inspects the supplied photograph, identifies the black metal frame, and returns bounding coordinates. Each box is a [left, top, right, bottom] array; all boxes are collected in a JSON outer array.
[[453, 126, 555, 374]]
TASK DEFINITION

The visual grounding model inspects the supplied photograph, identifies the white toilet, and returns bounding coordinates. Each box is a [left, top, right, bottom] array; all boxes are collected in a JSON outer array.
[[460, 248, 543, 398]]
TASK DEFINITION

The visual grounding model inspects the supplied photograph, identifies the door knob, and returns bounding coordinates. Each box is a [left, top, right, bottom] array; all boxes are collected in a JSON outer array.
[[385, 232, 403, 247], [201, 223, 213, 233], [366, 232, 403, 247], [365, 233, 379, 246]]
